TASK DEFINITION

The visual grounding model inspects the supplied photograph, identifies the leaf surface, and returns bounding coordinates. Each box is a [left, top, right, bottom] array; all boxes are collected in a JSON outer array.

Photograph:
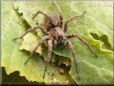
[[2, 0, 113, 84]]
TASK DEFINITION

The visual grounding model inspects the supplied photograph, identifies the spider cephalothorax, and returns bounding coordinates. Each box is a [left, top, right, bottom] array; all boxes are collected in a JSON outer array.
[[14, 0, 97, 80]]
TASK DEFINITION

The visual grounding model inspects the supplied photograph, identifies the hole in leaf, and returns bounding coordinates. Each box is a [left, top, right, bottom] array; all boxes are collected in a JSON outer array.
[[59, 64, 71, 74], [90, 33, 99, 40], [100, 35, 112, 50], [90, 32, 113, 51]]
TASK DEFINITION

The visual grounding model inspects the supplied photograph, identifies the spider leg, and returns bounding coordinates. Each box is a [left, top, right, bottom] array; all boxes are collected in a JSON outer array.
[[13, 25, 48, 41], [66, 34, 98, 58], [32, 11, 50, 20], [53, 0, 62, 16], [66, 40, 80, 80], [24, 35, 49, 65], [64, 11, 86, 32], [53, 0, 63, 27], [43, 38, 53, 79]]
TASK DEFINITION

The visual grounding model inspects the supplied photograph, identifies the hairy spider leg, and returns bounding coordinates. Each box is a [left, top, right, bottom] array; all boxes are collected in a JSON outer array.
[[13, 25, 48, 41], [53, 0, 63, 28], [53, 0, 62, 16], [24, 36, 49, 65], [64, 11, 86, 32], [32, 11, 50, 20], [43, 38, 53, 79], [66, 34, 98, 58], [66, 40, 80, 80]]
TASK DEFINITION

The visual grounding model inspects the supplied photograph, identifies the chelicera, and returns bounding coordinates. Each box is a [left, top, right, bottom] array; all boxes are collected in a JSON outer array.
[[14, 1, 98, 80]]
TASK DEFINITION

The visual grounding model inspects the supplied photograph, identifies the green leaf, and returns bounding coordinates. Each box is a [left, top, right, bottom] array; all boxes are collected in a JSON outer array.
[[2, 0, 113, 85], [1, 1, 74, 84], [14, 0, 113, 84], [19, 33, 42, 54]]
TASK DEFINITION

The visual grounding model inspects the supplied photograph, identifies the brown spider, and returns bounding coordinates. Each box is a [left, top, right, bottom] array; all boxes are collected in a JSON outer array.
[[14, 1, 98, 80]]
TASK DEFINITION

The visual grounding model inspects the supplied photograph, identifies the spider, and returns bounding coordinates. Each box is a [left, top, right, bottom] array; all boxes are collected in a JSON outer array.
[[14, 1, 98, 80]]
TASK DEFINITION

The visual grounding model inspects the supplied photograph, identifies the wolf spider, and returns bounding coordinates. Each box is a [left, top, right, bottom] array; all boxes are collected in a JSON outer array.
[[14, 1, 98, 80]]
